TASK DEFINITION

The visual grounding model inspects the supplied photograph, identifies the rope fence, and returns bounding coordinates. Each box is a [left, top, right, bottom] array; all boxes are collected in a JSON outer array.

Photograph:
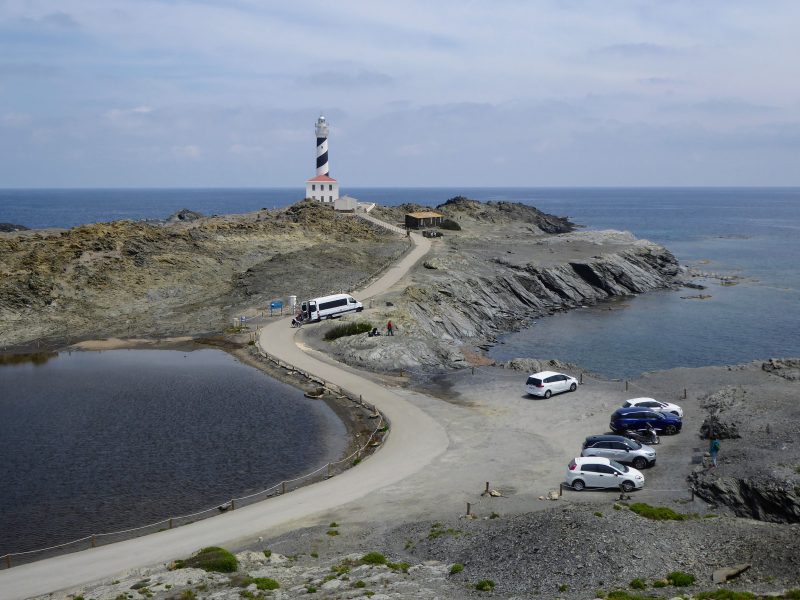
[[0, 344, 388, 571]]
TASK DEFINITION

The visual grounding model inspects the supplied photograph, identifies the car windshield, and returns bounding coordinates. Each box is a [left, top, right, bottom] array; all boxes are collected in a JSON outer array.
[[610, 460, 628, 473]]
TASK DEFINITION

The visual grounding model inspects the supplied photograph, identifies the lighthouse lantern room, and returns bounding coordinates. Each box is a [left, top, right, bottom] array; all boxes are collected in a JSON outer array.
[[305, 115, 339, 204]]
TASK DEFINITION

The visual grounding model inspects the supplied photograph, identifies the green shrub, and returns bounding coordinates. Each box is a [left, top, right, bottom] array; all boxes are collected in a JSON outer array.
[[388, 561, 410, 572], [667, 571, 695, 587], [250, 577, 279, 590], [475, 580, 495, 591], [652, 579, 667, 588], [607, 592, 660, 600], [176, 547, 238, 573], [594, 511, 603, 517], [326, 529, 339, 536], [449, 563, 464, 575], [440, 218, 461, 231], [629, 503, 687, 521], [784, 591, 800, 599], [263, 549, 272, 558], [629, 578, 646, 589], [354, 580, 366, 588], [324, 322, 372, 341], [559, 583, 569, 592], [695, 590, 756, 599], [329, 522, 339, 528], [489, 512, 500, 519], [306, 586, 317, 593], [361, 552, 387, 565]]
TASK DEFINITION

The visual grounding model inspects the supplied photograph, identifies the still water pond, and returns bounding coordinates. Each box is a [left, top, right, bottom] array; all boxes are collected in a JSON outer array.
[[0, 349, 346, 556]]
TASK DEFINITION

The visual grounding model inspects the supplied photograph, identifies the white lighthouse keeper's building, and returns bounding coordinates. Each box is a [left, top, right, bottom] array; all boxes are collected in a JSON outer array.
[[305, 115, 339, 204]]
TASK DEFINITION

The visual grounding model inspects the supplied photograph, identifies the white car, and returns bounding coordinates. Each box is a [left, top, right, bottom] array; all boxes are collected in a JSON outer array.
[[566, 456, 644, 492], [623, 397, 684, 418], [525, 371, 578, 398]]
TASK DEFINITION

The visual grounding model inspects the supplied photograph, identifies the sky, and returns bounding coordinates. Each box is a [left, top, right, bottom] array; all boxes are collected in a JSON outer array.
[[1, 1, 799, 187]]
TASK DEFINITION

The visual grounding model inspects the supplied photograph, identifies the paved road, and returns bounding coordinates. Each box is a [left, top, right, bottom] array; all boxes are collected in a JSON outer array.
[[0, 230, 445, 600]]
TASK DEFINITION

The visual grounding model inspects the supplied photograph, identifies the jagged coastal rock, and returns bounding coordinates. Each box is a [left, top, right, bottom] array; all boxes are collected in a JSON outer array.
[[323, 199, 679, 372]]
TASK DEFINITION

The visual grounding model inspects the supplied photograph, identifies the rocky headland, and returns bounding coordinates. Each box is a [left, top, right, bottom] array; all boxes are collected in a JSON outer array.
[[305, 196, 681, 372], [0, 201, 409, 350]]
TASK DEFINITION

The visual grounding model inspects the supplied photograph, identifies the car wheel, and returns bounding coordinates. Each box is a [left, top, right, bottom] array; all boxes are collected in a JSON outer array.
[[621, 480, 635, 493], [570, 383, 577, 392], [632, 457, 647, 470], [664, 424, 677, 435], [571, 479, 585, 491], [544, 390, 552, 399]]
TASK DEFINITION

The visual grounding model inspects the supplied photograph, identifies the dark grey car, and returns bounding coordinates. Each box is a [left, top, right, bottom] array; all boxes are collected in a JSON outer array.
[[581, 434, 656, 469]]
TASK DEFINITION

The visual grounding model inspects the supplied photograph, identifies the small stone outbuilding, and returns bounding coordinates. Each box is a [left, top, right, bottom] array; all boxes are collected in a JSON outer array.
[[405, 211, 443, 230]]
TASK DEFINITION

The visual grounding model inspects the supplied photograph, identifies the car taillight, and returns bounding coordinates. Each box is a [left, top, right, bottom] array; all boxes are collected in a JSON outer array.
[[568, 463, 577, 470], [536, 383, 544, 388]]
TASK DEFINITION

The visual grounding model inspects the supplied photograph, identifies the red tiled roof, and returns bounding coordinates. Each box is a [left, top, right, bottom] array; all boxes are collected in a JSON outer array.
[[306, 174, 337, 182]]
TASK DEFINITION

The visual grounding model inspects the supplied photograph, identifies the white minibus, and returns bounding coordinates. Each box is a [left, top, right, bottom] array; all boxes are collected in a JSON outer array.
[[300, 293, 363, 322]]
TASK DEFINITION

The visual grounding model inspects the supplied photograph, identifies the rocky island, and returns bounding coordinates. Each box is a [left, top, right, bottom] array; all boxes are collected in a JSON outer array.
[[1, 198, 798, 600]]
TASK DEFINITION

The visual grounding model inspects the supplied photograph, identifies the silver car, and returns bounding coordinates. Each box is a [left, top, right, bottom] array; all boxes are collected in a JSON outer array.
[[566, 457, 645, 492], [581, 434, 656, 469], [525, 370, 578, 398]]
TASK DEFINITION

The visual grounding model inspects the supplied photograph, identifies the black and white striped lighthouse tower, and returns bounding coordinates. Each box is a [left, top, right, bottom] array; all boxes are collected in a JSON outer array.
[[315, 114, 329, 176], [306, 114, 339, 204]]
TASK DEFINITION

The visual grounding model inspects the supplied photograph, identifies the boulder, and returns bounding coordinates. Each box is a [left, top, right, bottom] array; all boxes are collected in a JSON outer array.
[[713, 563, 751, 584]]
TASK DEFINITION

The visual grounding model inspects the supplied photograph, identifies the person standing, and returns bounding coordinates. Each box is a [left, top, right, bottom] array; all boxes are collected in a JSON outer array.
[[709, 437, 721, 468], [387, 320, 394, 336]]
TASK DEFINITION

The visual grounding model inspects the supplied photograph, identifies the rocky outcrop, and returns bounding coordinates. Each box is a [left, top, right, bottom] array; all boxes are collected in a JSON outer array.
[[689, 471, 800, 523], [0, 223, 29, 232], [330, 230, 679, 372], [762, 358, 800, 381]]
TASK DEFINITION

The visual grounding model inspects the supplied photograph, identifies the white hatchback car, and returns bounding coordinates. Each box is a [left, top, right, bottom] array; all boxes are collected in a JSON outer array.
[[525, 371, 578, 398], [623, 397, 684, 418], [566, 456, 645, 492]]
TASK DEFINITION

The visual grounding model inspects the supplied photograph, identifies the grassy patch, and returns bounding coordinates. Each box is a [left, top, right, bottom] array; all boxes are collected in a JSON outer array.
[[428, 523, 461, 539], [449, 563, 464, 575], [354, 580, 366, 588], [607, 591, 660, 600], [174, 546, 238, 573], [326, 529, 339, 536], [695, 590, 756, 599], [262, 549, 271, 558], [361, 552, 387, 565], [629, 503, 688, 521], [329, 522, 339, 528], [475, 580, 495, 592], [558, 583, 569, 592], [629, 578, 646, 589], [667, 571, 695, 587], [324, 322, 372, 341], [594, 511, 603, 517], [248, 577, 279, 591]]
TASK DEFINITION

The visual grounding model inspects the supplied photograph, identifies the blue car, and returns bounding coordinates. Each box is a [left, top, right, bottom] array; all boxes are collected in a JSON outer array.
[[610, 407, 682, 435]]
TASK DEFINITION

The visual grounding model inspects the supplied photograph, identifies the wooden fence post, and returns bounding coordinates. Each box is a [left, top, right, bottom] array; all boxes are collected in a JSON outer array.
[[169, 518, 173, 529]]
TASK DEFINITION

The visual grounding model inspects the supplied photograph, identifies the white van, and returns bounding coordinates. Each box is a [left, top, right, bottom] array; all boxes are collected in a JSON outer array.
[[301, 293, 363, 322]]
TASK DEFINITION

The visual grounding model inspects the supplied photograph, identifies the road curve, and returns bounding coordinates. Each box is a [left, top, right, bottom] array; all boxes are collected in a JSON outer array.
[[0, 229, 445, 600]]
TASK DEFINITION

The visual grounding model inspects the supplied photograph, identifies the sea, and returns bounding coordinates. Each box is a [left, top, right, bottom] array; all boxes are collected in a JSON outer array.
[[1, 187, 799, 555]]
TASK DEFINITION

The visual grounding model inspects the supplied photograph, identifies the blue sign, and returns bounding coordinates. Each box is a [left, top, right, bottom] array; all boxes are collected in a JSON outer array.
[[270, 300, 283, 309]]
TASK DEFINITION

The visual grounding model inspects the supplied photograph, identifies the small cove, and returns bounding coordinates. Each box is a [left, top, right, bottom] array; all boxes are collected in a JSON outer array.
[[0, 348, 347, 556]]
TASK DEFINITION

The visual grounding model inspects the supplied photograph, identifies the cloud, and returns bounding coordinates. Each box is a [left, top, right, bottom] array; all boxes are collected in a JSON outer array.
[[599, 42, 684, 57], [171, 145, 202, 160], [296, 69, 393, 88], [0, 62, 60, 78], [2, 112, 32, 127]]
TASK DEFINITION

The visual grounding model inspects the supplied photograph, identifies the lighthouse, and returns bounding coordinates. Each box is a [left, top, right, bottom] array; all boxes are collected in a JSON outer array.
[[306, 115, 339, 204]]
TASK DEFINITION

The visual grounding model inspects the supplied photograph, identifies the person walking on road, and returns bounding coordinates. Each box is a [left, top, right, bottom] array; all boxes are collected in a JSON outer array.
[[709, 437, 721, 468], [387, 320, 394, 336]]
